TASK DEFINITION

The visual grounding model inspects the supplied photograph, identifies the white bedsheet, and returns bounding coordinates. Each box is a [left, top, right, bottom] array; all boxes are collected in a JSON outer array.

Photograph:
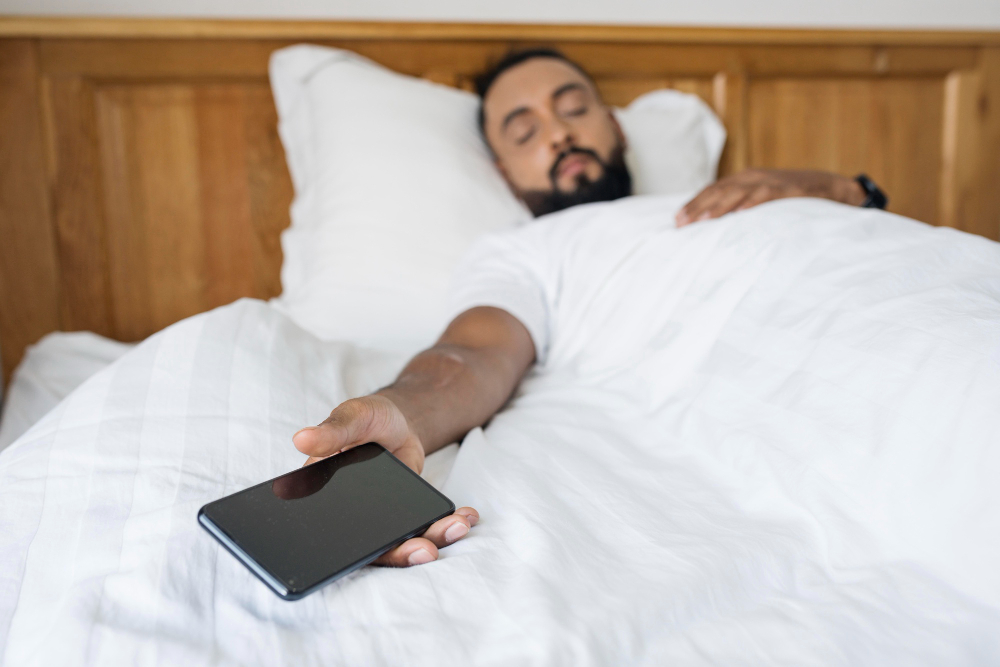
[[2, 199, 1000, 666], [0, 333, 133, 453], [0, 332, 458, 489]]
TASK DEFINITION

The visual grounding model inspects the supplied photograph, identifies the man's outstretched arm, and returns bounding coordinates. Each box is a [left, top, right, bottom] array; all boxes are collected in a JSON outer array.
[[291, 306, 535, 567]]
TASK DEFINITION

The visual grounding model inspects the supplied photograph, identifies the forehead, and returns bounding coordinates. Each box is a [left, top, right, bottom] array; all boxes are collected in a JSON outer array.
[[482, 58, 596, 125]]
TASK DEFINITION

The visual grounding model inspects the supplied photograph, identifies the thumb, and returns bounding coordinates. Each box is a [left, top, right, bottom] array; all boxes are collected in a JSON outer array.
[[293, 398, 373, 458], [390, 441, 425, 474], [292, 395, 410, 459]]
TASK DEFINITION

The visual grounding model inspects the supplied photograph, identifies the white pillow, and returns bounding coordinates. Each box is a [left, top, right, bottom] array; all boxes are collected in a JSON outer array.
[[616, 90, 726, 196], [270, 45, 529, 354], [269, 45, 725, 352]]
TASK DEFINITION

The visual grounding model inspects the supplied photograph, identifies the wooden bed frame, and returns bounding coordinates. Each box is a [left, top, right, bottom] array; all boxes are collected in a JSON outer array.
[[1, 17, 999, 387]]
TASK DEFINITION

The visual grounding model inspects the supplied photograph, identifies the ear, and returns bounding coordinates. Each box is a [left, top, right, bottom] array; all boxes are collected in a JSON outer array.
[[608, 108, 628, 151]]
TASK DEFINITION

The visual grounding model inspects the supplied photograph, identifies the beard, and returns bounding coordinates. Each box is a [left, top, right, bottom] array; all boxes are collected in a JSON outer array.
[[519, 144, 632, 218]]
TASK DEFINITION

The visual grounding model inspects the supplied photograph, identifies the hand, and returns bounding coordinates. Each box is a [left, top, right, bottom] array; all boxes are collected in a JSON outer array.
[[676, 168, 866, 227], [293, 394, 479, 567]]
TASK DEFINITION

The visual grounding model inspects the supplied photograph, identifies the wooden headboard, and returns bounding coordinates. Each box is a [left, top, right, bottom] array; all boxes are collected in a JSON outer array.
[[1, 18, 999, 387]]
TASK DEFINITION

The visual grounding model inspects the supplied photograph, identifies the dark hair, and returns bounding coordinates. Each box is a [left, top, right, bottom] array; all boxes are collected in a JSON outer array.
[[474, 48, 593, 139]]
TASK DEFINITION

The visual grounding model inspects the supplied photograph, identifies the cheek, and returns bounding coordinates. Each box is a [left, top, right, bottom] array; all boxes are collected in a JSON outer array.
[[501, 148, 557, 191], [575, 115, 621, 161]]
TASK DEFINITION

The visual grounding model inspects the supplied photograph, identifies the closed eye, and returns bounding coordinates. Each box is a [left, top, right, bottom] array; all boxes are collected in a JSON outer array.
[[516, 127, 537, 145]]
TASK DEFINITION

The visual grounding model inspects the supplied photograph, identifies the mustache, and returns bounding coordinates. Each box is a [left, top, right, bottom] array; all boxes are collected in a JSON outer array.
[[520, 142, 631, 218], [549, 146, 604, 184]]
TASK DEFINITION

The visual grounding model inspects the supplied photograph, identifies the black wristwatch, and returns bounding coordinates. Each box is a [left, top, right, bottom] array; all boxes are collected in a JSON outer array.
[[854, 173, 888, 210]]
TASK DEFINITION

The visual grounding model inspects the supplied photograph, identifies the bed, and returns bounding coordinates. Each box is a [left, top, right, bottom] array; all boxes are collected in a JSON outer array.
[[1, 18, 999, 386], [1, 18, 1000, 666]]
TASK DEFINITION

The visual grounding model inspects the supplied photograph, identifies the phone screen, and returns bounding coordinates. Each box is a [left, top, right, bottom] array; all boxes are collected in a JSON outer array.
[[198, 443, 455, 600]]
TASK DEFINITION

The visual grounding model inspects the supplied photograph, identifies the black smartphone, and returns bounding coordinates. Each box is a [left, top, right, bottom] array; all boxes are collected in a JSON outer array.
[[197, 442, 455, 601]]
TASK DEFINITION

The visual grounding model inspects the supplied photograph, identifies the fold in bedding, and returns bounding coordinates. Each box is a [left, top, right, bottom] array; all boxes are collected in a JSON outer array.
[[1, 197, 999, 666], [0, 332, 133, 453]]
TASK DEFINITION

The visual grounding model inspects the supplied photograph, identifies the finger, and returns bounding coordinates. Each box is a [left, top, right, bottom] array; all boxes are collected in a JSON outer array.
[[299, 430, 424, 474], [292, 400, 373, 457], [292, 425, 350, 460], [676, 185, 721, 226], [391, 442, 425, 474], [733, 186, 774, 212], [293, 396, 406, 459], [373, 536, 439, 567], [454, 506, 480, 527], [417, 513, 475, 549], [702, 186, 753, 220], [374, 508, 478, 567], [300, 430, 425, 481]]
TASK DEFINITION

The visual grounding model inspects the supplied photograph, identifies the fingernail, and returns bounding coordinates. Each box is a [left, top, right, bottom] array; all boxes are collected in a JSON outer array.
[[293, 426, 317, 438], [459, 512, 479, 526], [444, 521, 469, 543], [408, 548, 434, 565]]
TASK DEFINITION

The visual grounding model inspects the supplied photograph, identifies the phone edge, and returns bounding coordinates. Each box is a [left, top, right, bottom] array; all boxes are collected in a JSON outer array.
[[198, 510, 292, 598], [195, 445, 458, 601], [198, 506, 457, 601]]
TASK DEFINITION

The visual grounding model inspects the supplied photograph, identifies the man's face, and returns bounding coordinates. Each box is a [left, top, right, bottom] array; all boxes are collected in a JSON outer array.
[[482, 57, 630, 216]]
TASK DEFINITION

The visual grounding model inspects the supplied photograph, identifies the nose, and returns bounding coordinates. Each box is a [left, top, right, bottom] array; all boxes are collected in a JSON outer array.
[[548, 116, 574, 152]]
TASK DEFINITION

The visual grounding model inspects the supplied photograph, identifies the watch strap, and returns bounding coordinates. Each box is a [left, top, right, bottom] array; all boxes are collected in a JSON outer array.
[[854, 173, 888, 210]]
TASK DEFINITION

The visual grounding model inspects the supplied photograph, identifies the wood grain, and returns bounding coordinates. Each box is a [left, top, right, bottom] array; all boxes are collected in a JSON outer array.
[[240, 86, 294, 301], [36, 40, 978, 80], [940, 49, 1000, 240], [1, 20, 998, 391], [94, 83, 291, 342], [595, 77, 714, 108], [0, 41, 61, 386], [748, 77, 945, 223], [714, 72, 750, 176], [45, 76, 115, 338], [3, 16, 1000, 46]]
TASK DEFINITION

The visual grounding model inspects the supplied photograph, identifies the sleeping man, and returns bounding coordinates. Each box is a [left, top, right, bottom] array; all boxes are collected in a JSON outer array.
[[291, 49, 889, 568]]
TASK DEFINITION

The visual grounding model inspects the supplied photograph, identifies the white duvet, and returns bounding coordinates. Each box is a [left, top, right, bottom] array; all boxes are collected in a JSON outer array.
[[2, 197, 1000, 666]]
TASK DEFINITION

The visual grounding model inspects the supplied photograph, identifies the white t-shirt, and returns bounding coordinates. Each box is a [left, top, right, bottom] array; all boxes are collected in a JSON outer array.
[[447, 193, 697, 370]]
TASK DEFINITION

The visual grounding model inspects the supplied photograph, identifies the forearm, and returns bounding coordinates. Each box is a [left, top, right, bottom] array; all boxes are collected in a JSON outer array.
[[375, 346, 517, 455], [375, 307, 535, 456]]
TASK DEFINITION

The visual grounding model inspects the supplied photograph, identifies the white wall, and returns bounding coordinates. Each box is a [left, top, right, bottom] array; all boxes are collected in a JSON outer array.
[[3, 0, 1000, 30]]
